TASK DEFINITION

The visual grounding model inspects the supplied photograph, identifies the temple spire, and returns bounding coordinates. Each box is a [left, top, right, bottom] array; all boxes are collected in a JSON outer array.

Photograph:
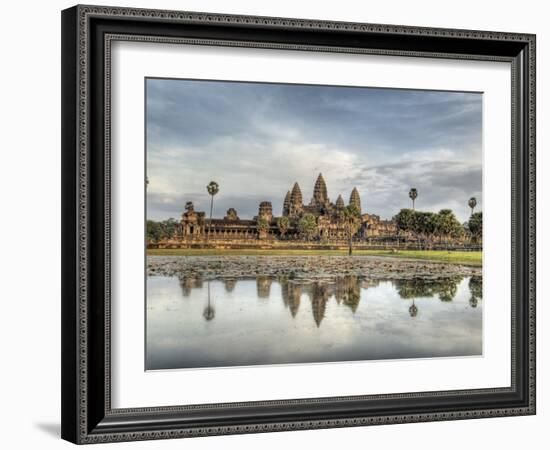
[[289, 182, 303, 217], [282, 190, 291, 216], [335, 194, 344, 209], [349, 187, 361, 214], [290, 182, 303, 206], [312, 173, 328, 206]]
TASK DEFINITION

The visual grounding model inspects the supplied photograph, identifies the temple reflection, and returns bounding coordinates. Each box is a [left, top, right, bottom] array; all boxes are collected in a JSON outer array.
[[256, 277, 273, 298], [178, 275, 467, 326], [179, 277, 203, 297], [224, 279, 237, 293], [148, 273, 482, 369], [281, 282, 301, 317]]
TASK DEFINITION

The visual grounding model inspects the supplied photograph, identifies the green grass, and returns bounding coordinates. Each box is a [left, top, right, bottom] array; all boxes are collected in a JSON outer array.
[[364, 250, 482, 266], [147, 248, 482, 266]]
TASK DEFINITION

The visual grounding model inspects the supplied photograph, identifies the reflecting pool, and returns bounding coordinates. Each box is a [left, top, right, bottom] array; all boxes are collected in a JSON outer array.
[[146, 275, 482, 370]]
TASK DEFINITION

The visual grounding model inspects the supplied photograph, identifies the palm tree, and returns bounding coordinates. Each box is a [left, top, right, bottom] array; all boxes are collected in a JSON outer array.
[[343, 204, 361, 255], [409, 300, 418, 317], [468, 212, 483, 244], [256, 217, 270, 239], [277, 216, 290, 239], [393, 208, 415, 235], [436, 209, 462, 248], [468, 197, 477, 215], [409, 188, 418, 210], [203, 281, 215, 321], [206, 181, 219, 244], [298, 213, 317, 241]]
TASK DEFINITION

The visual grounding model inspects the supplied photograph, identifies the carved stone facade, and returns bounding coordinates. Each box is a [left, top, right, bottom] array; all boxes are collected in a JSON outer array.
[[177, 173, 397, 243], [181, 202, 205, 237]]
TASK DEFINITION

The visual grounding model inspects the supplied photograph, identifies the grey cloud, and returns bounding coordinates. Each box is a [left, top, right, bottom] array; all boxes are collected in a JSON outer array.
[[147, 191, 281, 221], [350, 160, 482, 221], [146, 79, 482, 223]]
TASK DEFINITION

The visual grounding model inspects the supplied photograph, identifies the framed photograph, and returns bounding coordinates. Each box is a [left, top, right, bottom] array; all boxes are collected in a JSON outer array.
[[61, 5, 536, 444]]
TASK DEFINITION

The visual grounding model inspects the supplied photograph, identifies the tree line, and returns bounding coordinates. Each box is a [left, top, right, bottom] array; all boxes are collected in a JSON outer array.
[[146, 181, 482, 249], [393, 208, 482, 246], [147, 218, 179, 243]]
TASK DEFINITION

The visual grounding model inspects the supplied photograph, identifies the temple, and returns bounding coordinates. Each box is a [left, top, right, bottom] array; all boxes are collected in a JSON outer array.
[[180, 275, 373, 327], [170, 173, 397, 247]]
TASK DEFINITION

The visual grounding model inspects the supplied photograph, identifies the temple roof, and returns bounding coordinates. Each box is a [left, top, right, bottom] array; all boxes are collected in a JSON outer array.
[[290, 182, 303, 205], [313, 173, 328, 204], [283, 190, 291, 204], [349, 187, 362, 213], [336, 194, 344, 209], [282, 190, 291, 215]]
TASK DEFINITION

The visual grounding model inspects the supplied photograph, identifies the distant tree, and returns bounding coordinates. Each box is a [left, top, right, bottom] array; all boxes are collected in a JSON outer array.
[[206, 181, 219, 243], [468, 211, 483, 243], [394, 278, 437, 299], [436, 278, 461, 302], [146, 218, 180, 242], [146, 220, 162, 243], [394, 208, 416, 234], [277, 216, 290, 239], [436, 209, 463, 246], [395, 209, 462, 248], [394, 209, 436, 248], [394, 278, 462, 301], [409, 301, 418, 317], [468, 197, 477, 215], [256, 217, 270, 236], [450, 219, 465, 241], [412, 211, 439, 248], [298, 213, 317, 241], [426, 212, 440, 240], [343, 204, 361, 255], [409, 188, 418, 210], [203, 281, 215, 321], [162, 218, 179, 240], [469, 276, 482, 308]]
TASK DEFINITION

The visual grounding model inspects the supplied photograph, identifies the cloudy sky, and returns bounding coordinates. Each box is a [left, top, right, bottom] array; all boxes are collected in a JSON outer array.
[[146, 78, 482, 223]]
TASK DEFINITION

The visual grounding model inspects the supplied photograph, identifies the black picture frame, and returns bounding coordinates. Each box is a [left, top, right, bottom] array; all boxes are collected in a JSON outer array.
[[61, 4, 536, 444]]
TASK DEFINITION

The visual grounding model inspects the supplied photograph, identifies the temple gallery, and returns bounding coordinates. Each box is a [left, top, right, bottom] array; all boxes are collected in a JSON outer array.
[[155, 173, 396, 246], [148, 173, 475, 249]]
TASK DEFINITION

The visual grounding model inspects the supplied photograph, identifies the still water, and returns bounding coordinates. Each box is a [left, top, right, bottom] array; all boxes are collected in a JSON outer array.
[[146, 276, 482, 370]]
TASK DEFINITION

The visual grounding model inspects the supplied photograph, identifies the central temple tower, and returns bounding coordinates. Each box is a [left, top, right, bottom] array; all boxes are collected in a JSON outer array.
[[349, 187, 362, 214], [311, 173, 329, 207]]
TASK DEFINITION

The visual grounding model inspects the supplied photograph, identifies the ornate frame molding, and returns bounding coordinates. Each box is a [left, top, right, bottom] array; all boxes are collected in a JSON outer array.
[[61, 4, 536, 444]]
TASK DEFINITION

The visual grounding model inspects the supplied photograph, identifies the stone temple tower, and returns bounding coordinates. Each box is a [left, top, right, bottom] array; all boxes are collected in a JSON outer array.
[[282, 191, 291, 216], [289, 182, 303, 217], [312, 173, 329, 207], [258, 201, 273, 222], [349, 187, 361, 214], [335, 194, 345, 209]]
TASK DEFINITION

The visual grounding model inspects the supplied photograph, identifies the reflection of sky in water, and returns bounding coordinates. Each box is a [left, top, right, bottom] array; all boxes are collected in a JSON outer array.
[[146, 276, 482, 370]]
